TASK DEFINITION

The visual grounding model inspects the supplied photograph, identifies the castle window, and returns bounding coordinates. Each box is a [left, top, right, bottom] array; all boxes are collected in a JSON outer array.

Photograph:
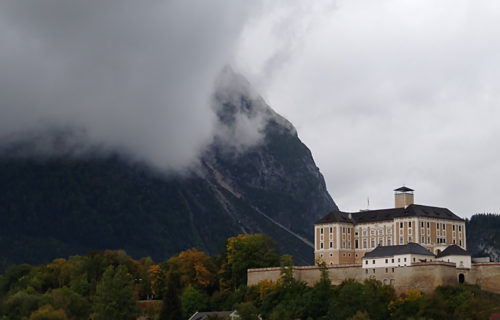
[[373, 269, 375, 274], [443, 224, 446, 230], [363, 239, 367, 249], [400, 222, 403, 228], [459, 225, 462, 232], [390, 279, 395, 285], [348, 228, 351, 234], [427, 237, 430, 243], [413, 258, 416, 262], [355, 240, 359, 249], [385, 259, 388, 263], [453, 225, 456, 231], [330, 227, 333, 233], [387, 238, 391, 246], [385, 268, 388, 273], [343, 227, 345, 232], [459, 240, 462, 246], [404, 258, 407, 262], [398, 258, 401, 262], [330, 253, 333, 257], [399, 237, 404, 245], [371, 239, 375, 248], [366, 269, 368, 274], [320, 228, 324, 234], [372, 260, 375, 264], [421, 221, 424, 228], [437, 224, 439, 230], [343, 241, 346, 248], [391, 258, 394, 263], [320, 253, 323, 257], [320, 243, 323, 249], [330, 241, 333, 248], [408, 235, 412, 242], [408, 221, 412, 228], [421, 236, 425, 243], [365, 260, 368, 265], [392, 268, 395, 273], [427, 222, 430, 228], [453, 239, 456, 244]]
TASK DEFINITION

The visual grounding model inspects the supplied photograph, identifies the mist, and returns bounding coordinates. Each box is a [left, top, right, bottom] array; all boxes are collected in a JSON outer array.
[[0, 0, 265, 171]]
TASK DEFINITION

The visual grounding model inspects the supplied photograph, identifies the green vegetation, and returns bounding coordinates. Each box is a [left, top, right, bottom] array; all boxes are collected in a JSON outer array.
[[1, 234, 500, 320]]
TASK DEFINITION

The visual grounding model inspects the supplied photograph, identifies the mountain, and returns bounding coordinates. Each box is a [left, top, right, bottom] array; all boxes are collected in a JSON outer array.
[[0, 69, 337, 270], [466, 213, 500, 262]]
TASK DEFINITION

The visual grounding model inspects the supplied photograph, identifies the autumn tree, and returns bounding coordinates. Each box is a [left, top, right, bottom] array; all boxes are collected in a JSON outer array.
[[148, 264, 166, 299], [166, 249, 216, 292]]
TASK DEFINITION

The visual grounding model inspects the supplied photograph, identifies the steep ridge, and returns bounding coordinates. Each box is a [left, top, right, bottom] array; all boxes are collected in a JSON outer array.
[[0, 69, 337, 269]]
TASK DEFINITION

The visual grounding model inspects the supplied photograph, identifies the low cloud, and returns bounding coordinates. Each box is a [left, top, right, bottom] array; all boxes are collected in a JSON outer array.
[[0, 0, 262, 171]]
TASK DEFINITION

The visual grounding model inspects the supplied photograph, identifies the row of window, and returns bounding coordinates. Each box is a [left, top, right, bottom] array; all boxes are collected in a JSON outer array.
[[319, 222, 463, 239], [365, 257, 419, 265]]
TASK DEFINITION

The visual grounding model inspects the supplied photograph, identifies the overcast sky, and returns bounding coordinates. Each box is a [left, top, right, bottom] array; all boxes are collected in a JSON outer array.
[[1, 0, 499, 218]]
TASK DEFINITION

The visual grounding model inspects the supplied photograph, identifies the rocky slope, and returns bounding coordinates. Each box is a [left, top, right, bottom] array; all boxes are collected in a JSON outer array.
[[0, 69, 337, 269], [466, 213, 500, 262]]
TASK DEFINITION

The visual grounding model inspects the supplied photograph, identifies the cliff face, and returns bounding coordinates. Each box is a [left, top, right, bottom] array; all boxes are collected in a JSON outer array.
[[466, 214, 500, 262], [0, 69, 337, 269]]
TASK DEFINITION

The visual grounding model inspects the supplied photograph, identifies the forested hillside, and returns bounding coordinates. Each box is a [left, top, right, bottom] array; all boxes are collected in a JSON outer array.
[[467, 213, 500, 261]]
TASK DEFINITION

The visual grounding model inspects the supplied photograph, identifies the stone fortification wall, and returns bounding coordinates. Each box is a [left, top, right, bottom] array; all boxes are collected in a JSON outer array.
[[466, 263, 500, 293], [248, 263, 500, 295], [247, 265, 362, 286]]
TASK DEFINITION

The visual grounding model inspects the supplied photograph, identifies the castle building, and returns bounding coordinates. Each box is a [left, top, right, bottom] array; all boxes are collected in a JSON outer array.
[[314, 187, 466, 265]]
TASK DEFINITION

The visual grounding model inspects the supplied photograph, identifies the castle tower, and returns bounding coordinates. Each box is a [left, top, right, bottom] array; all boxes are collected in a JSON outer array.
[[394, 186, 414, 208]]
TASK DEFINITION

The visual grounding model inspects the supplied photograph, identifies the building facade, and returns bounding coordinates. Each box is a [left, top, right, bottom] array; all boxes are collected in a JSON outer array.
[[314, 187, 466, 265]]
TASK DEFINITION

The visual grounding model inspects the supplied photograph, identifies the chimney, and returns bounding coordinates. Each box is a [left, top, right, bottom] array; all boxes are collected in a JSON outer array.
[[394, 186, 414, 208]]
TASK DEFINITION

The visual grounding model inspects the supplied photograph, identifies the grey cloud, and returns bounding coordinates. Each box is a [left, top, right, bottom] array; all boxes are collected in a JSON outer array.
[[0, 0, 261, 171]]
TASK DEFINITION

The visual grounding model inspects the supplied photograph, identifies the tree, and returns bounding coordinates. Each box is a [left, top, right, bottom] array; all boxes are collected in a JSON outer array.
[[92, 265, 137, 320], [166, 249, 216, 292], [51, 287, 90, 320], [219, 234, 280, 290], [235, 301, 260, 320], [159, 272, 182, 320], [148, 264, 166, 299], [304, 261, 333, 319], [327, 279, 365, 320], [181, 287, 207, 319], [29, 304, 68, 320]]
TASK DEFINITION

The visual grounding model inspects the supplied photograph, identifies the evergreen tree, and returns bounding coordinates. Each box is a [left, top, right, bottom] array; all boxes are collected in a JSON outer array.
[[93, 265, 136, 320], [159, 272, 182, 320]]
